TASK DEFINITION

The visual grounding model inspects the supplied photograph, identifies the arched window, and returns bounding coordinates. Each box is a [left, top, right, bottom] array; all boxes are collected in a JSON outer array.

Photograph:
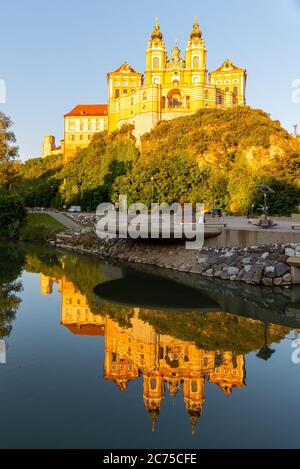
[[193, 56, 200, 68], [153, 57, 159, 69], [191, 380, 198, 393], [150, 379, 157, 390]]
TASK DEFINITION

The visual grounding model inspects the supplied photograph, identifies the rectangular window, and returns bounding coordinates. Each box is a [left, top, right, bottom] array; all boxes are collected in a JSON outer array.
[[88, 119, 92, 131], [69, 135, 75, 141], [96, 119, 100, 131], [80, 135, 84, 141], [88, 135, 92, 140], [115, 89, 120, 98], [69, 120, 76, 131], [80, 120, 84, 131]]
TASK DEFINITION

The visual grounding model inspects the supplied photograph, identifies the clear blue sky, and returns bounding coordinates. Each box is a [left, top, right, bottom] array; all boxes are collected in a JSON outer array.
[[0, 0, 300, 160]]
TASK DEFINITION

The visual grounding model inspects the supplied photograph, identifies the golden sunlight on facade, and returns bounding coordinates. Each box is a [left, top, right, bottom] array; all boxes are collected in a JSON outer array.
[[42, 17, 247, 161], [41, 273, 246, 435]]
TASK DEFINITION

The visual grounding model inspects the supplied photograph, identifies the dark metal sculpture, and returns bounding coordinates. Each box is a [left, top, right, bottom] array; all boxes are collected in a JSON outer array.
[[256, 184, 276, 229]]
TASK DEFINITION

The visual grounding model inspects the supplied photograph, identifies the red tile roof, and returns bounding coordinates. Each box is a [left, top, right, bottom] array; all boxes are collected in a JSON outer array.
[[64, 324, 105, 336], [65, 104, 108, 117]]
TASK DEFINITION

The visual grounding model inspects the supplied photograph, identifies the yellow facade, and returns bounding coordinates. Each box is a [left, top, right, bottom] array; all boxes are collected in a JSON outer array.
[[41, 273, 246, 434], [43, 17, 247, 160], [108, 17, 247, 141], [63, 104, 108, 161]]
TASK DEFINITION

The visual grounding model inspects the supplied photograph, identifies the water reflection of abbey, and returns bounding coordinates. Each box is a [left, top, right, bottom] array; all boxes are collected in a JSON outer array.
[[41, 274, 245, 434]]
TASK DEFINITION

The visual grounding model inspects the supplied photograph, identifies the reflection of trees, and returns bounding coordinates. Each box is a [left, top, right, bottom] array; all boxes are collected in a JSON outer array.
[[0, 281, 22, 338], [23, 247, 291, 355], [0, 243, 24, 339], [139, 310, 289, 355], [25, 249, 104, 316]]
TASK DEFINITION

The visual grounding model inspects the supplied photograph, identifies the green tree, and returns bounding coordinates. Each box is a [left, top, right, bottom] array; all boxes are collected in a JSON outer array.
[[59, 126, 138, 209], [0, 112, 18, 188], [0, 193, 26, 238]]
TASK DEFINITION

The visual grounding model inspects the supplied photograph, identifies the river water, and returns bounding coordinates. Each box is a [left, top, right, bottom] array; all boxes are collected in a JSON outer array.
[[0, 242, 299, 449]]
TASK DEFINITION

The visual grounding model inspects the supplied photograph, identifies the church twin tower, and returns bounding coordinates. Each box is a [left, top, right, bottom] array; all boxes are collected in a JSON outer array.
[[44, 18, 247, 161], [107, 17, 247, 141]]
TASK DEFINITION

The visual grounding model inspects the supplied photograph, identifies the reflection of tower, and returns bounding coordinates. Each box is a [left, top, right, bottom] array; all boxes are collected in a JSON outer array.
[[40, 274, 53, 295], [183, 376, 205, 436], [143, 373, 164, 432]]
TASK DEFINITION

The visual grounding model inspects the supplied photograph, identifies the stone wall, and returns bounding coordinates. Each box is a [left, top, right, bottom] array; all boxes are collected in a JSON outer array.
[[54, 231, 300, 287]]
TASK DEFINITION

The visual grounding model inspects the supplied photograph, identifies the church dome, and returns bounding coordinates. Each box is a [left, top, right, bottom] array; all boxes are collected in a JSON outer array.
[[151, 17, 163, 40], [190, 17, 202, 40]]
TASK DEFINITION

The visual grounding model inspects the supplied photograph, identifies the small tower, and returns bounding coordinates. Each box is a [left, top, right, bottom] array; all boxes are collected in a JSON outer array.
[[145, 17, 167, 85], [42, 135, 56, 158], [185, 17, 207, 85], [183, 376, 205, 436], [143, 373, 164, 432], [40, 274, 53, 295]]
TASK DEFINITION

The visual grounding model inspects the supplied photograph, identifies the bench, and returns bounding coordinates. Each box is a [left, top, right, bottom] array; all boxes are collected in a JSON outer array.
[[291, 224, 300, 231]]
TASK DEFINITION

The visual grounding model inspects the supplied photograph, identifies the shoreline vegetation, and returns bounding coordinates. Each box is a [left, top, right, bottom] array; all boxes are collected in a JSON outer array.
[[0, 241, 292, 355], [1, 107, 300, 286], [1, 107, 299, 217], [19, 213, 65, 242]]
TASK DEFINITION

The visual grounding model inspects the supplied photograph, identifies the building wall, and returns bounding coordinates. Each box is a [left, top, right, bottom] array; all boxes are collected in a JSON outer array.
[[64, 115, 108, 161], [43, 19, 247, 159]]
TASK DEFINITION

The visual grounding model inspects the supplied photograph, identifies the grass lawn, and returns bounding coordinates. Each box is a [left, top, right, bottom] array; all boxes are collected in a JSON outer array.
[[20, 213, 65, 241], [26, 213, 65, 230]]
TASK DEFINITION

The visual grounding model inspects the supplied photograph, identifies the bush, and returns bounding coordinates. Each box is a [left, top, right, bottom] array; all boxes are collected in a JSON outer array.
[[19, 225, 56, 242], [0, 193, 26, 238], [19, 213, 65, 242]]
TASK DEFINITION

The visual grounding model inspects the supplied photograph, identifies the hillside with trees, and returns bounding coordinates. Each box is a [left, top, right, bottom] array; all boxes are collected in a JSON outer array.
[[115, 106, 300, 213], [3, 107, 300, 215]]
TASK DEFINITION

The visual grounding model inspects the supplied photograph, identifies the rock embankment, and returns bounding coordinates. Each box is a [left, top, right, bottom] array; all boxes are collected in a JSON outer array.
[[53, 230, 299, 286]]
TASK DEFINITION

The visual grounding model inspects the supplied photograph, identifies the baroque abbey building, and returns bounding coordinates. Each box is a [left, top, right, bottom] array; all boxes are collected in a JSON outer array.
[[42, 18, 247, 161]]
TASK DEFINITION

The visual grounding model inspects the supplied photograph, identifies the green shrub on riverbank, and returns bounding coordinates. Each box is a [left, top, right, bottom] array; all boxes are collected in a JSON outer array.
[[19, 213, 64, 242], [0, 193, 26, 238]]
